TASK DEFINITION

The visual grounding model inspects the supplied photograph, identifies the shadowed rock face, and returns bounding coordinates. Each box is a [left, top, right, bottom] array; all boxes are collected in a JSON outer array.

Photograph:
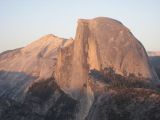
[[0, 77, 78, 120], [0, 17, 160, 120]]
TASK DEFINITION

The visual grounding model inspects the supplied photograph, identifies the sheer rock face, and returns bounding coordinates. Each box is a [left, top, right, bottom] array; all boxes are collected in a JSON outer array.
[[55, 17, 159, 98], [85, 17, 156, 79], [54, 17, 159, 120]]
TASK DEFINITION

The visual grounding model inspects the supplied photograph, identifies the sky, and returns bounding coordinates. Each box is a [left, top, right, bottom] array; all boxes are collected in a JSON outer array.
[[0, 0, 160, 52]]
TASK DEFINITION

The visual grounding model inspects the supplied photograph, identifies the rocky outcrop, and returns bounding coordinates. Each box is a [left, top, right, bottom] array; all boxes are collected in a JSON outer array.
[[82, 17, 157, 80], [0, 34, 65, 100], [0, 17, 160, 120], [54, 17, 160, 119], [55, 17, 159, 96]]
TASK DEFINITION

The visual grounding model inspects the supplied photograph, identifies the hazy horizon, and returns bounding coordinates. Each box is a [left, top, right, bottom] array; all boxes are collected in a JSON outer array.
[[0, 0, 160, 52]]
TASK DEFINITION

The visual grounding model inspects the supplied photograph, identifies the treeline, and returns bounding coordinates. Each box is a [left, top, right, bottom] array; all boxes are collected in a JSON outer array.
[[89, 67, 152, 89]]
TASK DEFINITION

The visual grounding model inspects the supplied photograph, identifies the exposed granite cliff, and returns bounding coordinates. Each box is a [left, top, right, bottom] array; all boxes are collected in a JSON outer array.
[[0, 17, 160, 120]]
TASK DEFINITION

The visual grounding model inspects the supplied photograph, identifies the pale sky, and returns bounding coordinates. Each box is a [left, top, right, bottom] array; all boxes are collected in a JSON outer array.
[[0, 0, 160, 52]]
